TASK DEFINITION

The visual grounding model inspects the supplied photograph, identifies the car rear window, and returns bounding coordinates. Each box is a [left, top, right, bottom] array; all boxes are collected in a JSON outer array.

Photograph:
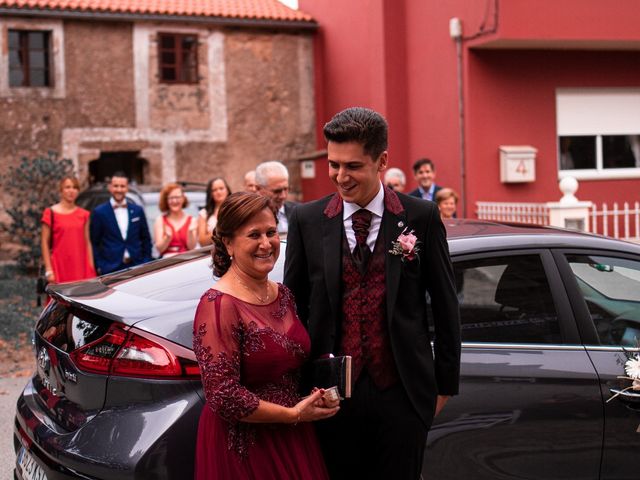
[[37, 302, 111, 353]]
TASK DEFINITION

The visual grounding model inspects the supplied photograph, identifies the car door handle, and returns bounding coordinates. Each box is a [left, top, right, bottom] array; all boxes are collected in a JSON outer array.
[[609, 388, 640, 403]]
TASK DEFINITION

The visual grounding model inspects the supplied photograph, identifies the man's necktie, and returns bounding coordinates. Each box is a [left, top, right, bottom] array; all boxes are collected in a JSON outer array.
[[351, 209, 373, 274], [113, 203, 126, 209]]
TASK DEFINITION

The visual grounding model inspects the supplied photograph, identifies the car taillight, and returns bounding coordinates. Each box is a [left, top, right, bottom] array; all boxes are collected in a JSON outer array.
[[70, 325, 127, 374], [70, 324, 200, 379]]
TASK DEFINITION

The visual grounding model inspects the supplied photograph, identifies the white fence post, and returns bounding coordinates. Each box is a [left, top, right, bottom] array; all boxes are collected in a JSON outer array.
[[546, 177, 591, 231]]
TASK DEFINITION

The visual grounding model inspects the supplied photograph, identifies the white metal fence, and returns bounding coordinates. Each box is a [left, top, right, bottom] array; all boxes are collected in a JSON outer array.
[[476, 202, 550, 226], [476, 201, 640, 242], [590, 202, 640, 242]]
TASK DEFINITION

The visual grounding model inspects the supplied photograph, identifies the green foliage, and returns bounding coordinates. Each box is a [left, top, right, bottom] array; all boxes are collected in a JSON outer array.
[[0, 152, 75, 272], [0, 264, 40, 340]]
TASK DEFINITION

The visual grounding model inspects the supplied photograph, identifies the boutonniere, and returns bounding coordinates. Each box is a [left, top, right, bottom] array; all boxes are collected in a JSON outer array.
[[389, 228, 420, 262], [607, 347, 640, 403]]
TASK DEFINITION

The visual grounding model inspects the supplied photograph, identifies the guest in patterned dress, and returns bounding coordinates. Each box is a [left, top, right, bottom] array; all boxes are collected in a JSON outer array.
[[192, 192, 339, 480]]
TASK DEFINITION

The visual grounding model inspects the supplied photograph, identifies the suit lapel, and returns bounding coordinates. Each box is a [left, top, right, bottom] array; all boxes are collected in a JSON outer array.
[[124, 204, 135, 241], [105, 204, 124, 240], [384, 209, 407, 324], [383, 188, 407, 324], [322, 195, 344, 321]]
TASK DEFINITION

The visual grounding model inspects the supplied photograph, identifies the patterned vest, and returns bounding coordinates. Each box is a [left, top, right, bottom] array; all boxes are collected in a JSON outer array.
[[340, 230, 399, 390]]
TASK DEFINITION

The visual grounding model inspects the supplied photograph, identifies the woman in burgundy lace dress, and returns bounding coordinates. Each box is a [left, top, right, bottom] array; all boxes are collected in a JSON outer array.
[[193, 192, 339, 480]]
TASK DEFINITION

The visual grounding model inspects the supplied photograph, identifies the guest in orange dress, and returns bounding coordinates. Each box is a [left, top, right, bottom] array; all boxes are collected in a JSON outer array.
[[40, 176, 96, 283], [153, 183, 197, 257]]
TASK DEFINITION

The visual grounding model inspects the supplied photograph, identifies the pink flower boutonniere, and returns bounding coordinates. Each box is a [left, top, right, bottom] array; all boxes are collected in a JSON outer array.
[[389, 229, 420, 262]]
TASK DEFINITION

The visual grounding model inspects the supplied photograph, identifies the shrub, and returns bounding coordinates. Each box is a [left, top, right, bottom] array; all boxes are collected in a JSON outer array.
[[0, 152, 75, 272]]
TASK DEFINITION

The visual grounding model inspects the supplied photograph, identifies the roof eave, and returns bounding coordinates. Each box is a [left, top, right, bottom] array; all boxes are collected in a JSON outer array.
[[0, 7, 318, 30]]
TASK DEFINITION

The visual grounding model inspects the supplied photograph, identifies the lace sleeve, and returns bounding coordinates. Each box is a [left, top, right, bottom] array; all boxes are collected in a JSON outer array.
[[193, 290, 260, 423]]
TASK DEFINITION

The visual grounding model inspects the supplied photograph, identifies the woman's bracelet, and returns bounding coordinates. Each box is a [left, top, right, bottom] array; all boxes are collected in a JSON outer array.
[[293, 407, 301, 425], [45, 271, 53, 277]]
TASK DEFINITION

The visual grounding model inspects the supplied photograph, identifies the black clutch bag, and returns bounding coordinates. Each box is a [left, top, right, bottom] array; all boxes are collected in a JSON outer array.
[[36, 273, 48, 295], [306, 355, 352, 399]]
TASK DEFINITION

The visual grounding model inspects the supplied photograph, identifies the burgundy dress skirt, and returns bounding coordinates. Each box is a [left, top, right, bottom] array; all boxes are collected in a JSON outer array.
[[192, 285, 329, 480]]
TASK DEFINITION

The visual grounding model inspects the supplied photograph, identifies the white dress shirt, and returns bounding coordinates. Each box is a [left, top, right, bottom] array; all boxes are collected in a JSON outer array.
[[277, 205, 289, 235], [418, 184, 436, 201], [110, 197, 130, 259], [110, 197, 129, 239], [342, 182, 385, 252]]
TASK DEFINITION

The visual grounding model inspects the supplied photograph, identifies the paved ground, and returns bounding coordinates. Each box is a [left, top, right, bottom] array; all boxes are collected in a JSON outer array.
[[0, 263, 46, 480], [1, 374, 32, 480]]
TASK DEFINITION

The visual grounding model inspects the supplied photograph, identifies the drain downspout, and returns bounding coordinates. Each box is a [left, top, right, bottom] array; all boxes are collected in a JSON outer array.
[[449, 17, 466, 217]]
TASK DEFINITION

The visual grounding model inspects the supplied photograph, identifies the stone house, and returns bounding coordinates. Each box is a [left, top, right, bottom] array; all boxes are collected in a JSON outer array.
[[0, 0, 317, 195]]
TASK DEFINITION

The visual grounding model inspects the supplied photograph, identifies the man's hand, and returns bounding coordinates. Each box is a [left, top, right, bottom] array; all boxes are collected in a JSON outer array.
[[435, 395, 451, 416]]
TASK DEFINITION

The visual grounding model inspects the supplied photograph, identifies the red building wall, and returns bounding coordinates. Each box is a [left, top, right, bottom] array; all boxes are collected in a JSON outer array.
[[465, 49, 640, 210], [302, 0, 411, 201], [300, 0, 640, 214]]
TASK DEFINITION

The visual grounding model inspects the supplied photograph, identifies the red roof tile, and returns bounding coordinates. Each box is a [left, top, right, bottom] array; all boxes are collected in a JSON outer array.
[[0, 0, 314, 22]]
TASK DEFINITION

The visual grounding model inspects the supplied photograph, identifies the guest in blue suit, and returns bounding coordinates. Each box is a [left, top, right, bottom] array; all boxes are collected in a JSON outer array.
[[408, 158, 442, 201], [90, 172, 152, 275]]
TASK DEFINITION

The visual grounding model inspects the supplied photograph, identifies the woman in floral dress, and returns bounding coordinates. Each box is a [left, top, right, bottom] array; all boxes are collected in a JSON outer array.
[[193, 192, 339, 479]]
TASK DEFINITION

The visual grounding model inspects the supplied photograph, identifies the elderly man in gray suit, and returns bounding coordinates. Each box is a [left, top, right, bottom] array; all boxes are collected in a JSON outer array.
[[255, 160, 297, 236]]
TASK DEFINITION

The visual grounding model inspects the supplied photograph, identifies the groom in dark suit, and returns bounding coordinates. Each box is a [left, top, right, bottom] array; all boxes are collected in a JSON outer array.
[[90, 172, 152, 275], [284, 107, 460, 479]]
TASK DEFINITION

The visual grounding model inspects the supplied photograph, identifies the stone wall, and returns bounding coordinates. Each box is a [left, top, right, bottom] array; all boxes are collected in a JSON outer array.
[[0, 15, 315, 256]]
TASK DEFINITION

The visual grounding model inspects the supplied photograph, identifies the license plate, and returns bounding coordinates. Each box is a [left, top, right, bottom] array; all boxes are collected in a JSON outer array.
[[17, 446, 48, 480]]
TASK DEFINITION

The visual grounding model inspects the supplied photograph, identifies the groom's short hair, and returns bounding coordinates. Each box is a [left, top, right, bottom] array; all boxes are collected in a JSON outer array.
[[323, 107, 388, 161]]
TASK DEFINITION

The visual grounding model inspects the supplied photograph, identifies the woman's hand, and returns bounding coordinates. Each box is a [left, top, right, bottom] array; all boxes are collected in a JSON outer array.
[[154, 217, 173, 253], [45, 270, 56, 283], [291, 389, 339, 424], [311, 387, 340, 409], [186, 218, 198, 249]]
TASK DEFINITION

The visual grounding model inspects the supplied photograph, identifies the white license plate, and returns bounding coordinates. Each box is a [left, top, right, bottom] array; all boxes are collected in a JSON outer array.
[[17, 446, 48, 480]]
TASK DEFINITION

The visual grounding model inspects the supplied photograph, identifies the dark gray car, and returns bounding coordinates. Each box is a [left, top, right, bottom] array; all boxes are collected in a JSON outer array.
[[14, 220, 640, 479]]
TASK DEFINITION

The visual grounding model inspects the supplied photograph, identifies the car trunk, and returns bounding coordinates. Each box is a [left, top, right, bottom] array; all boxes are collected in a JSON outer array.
[[34, 252, 212, 431], [33, 301, 114, 430]]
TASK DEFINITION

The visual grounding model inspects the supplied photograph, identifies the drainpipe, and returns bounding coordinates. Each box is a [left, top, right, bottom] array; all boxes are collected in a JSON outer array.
[[449, 17, 466, 217]]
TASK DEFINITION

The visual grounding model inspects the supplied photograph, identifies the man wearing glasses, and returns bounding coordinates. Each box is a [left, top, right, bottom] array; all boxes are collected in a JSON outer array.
[[255, 161, 298, 236]]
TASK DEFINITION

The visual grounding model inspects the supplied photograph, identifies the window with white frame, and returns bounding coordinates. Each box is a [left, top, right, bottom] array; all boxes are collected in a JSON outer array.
[[157, 32, 198, 84], [9, 29, 52, 87], [0, 19, 65, 98], [556, 89, 640, 179]]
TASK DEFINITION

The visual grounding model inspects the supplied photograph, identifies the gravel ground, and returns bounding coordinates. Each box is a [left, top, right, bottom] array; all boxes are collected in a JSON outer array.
[[0, 264, 39, 479], [0, 263, 39, 375]]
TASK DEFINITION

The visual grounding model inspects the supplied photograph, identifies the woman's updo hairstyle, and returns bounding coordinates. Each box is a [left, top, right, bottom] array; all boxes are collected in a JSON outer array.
[[212, 192, 276, 277]]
